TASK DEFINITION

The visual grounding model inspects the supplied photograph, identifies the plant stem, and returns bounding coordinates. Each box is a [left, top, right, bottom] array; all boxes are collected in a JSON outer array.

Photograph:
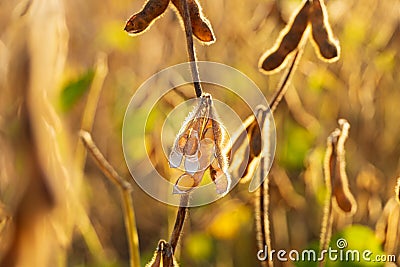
[[71, 53, 109, 266], [318, 198, 333, 267], [319, 130, 339, 267], [75, 53, 108, 170], [180, 0, 203, 97], [256, 157, 273, 267], [255, 40, 306, 267], [80, 131, 141, 267], [169, 194, 190, 253], [269, 48, 302, 114]]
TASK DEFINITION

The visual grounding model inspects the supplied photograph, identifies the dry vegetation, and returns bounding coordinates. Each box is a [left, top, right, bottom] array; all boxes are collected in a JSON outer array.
[[0, 0, 399, 266]]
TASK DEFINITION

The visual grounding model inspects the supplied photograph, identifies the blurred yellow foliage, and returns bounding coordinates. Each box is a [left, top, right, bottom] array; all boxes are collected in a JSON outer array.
[[207, 202, 252, 240]]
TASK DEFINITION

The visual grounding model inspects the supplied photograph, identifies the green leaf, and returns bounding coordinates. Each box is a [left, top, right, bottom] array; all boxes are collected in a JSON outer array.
[[295, 225, 385, 267], [279, 120, 314, 171], [60, 69, 95, 112], [327, 225, 385, 267]]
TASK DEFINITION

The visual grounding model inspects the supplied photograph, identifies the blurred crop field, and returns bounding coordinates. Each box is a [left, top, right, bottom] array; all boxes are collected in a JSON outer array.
[[0, 0, 399, 266]]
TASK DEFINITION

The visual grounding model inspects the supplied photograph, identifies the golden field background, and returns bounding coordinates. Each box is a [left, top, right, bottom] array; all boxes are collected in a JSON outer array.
[[0, 0, 399, 266]]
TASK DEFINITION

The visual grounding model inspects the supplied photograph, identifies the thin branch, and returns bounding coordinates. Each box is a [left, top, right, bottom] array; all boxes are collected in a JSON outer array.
[[75, 53, 108, 170], [80, 131, 141, 267], [255, 38, 306, 267], [269, 48, 303, 114], [319, 129, 339, 267], [169, 194, 190, 253], [256, 157, 273, 267], [70, 54, 113, 264], [80, 131, 130, 190], [180, 0, 203, 97], [318, 198, 333, 267]]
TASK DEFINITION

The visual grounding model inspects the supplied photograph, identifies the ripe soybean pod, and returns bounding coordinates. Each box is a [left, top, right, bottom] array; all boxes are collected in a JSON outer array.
[[259, 0, 311, 73], [309, 0, 340, 61], [125, 0, 170, 35]]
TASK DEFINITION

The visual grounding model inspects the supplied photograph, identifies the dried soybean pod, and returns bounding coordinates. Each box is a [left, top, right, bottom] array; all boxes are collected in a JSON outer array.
[[259, 0, 311, 73], [125, 0, 170, 35], [332, 119, 357, 215], [309, 0, 340, 61], [249, 119, 262, 158], [147, 245, 162, 267], [146, 240, 177, 267], [172, 0, 215, 44], [210, 116, 229, 174], [227, 113, 255, 181], [240, 121, 259, 180], [236, 106, 266, 184]]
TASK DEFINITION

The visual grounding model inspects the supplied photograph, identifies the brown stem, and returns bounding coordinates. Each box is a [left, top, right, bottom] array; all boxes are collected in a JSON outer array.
[[75, 53, 108, 172], [169, 194, 190, 253], [255, 44, 306, 267], [318, 129, 339, 267], [79, 131, 141, 267], [256, 157, 273, 267], [318, 198, 333, 267], [180, 0, 203, 97], [269, 48, 302, 114]]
